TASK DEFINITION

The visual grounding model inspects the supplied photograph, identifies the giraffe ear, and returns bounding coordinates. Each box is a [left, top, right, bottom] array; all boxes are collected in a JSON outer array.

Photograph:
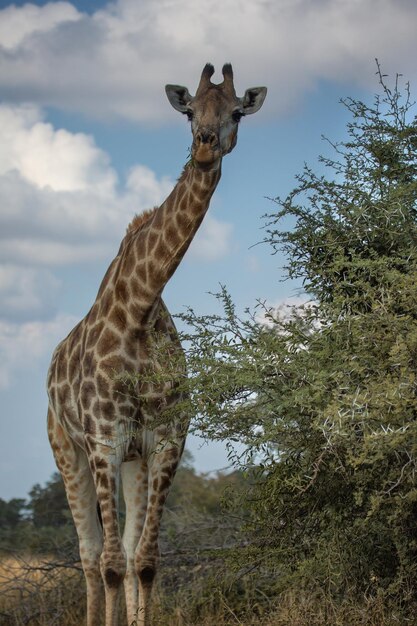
[[241, 87, 267, 115], [165, 84, 193, 113]]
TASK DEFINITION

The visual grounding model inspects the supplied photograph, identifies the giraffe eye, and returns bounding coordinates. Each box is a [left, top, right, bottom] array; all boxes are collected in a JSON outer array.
[[232, 109, 244, 123]]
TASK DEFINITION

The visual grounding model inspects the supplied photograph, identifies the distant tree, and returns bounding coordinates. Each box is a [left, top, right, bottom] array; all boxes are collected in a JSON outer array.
[[0, 498, 30, 552], [166, 66, 417, 604], [167, 450, 243, 515], [0, 454, 240, 558], [0, 498, 25, 529], [27, 472, 71, 529]]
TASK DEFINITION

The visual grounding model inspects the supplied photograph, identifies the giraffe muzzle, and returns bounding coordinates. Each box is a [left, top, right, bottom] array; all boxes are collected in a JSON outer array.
[[192, 130, 221, 165]]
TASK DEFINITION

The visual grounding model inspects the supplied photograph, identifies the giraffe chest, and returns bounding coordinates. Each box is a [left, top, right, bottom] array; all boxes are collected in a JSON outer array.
[[48, 313, 184, 458]]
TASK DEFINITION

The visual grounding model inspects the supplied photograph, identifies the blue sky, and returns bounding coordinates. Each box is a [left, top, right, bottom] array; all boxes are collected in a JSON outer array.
[[0, 0, 416, 500]]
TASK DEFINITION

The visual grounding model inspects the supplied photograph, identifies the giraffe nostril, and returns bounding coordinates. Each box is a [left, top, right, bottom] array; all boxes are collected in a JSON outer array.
[[197, 131, 217, 145]]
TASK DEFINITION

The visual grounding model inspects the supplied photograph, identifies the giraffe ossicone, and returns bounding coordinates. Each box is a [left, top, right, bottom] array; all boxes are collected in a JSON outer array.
[[47, 64, 266, 626]]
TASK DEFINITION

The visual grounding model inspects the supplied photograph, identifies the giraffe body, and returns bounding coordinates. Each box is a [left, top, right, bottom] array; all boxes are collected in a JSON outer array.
[[47, 64, 266, 626]]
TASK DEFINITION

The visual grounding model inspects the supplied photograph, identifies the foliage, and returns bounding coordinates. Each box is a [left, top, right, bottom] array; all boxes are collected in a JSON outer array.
[[163, 67, 417, 606]]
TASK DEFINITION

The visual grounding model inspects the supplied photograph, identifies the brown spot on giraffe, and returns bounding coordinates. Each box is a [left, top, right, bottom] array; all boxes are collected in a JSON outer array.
[[99, 354, 126, 377], [56, 352, 67, 382], [86, 321, 105, 350], [108, 306, 127, 333], [115, 278, 129, 303], [67, 322, 83, 354], [99, 401, 116, 422], [58, 383, 71, 407], [46, 63, 266, 626], [99, 473, 109, 490], [120, 250, 135, 277], [99, 423, 113, 437], [96, 373, 110, 399], [83, 350, 97, 376], [88, 303, 99, 324], [81, 381, 96, 410], [99, 289, 113, 317], [96, 328, 120, 358], [83, 414, 96, 435], [68, 350, 80, 382]]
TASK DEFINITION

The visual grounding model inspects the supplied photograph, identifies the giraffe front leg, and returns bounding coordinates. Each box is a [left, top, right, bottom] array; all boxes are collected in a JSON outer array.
[[91, 451, 126, 626], [121, 458, 148, 626], [135, 443, 183, 626], [47, 408, 103, 626]]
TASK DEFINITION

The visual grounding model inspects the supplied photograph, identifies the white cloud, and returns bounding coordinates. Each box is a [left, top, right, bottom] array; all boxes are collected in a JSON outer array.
[[255, 295, 314, 327], [0, 265, 60, 321], [0, 313, 78, 389], [0, 104, 234, 269], [0, 2, 80, 51], [0, 237, 113, 266], [126, 165, 173, 208], [0, 104, 179, 266], [0, 104, 116, 193], [0, 0, 416, 121]]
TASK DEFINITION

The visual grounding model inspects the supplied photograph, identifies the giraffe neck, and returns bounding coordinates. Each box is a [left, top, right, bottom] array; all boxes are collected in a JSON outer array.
[[119, 160, 222, 321]]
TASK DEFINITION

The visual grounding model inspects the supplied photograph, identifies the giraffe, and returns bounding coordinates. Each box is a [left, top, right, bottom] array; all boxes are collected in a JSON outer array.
[[47, 63, 266, 626]]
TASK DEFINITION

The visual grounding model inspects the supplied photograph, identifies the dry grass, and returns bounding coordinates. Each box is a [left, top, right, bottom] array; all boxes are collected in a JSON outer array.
[[254, 591, 407, 626], [0, 554, 83, 625], [151, 589, 410, 626], [0, 555, 413, 626]]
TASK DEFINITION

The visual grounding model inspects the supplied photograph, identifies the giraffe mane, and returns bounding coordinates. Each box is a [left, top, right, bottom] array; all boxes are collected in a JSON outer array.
[[126, 207, 158, 234]]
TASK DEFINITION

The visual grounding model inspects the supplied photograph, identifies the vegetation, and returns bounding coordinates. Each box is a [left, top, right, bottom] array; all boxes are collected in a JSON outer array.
[[170, 66, 417, 616], [2, 67, 417, 624], [0, 458, 249, 624]]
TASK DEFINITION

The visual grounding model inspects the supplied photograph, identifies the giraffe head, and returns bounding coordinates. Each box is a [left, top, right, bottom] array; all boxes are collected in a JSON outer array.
[[166, 63, 267, 168]]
